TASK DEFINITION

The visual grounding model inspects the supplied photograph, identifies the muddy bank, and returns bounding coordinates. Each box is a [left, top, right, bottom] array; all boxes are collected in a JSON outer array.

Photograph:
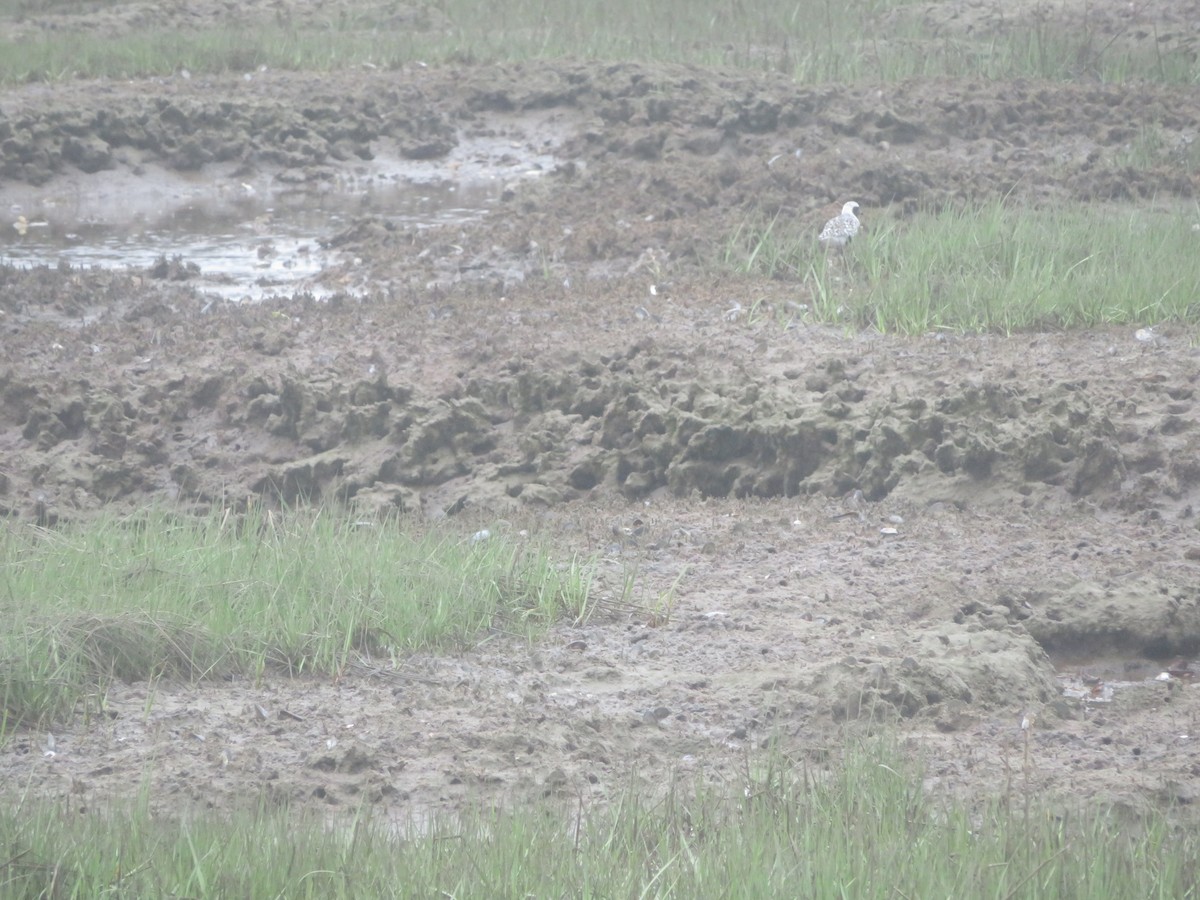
[[4, 267, 1199, 527]]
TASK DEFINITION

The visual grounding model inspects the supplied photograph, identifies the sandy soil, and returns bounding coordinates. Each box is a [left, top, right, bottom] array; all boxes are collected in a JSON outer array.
[[3, 0, 1200, 830]]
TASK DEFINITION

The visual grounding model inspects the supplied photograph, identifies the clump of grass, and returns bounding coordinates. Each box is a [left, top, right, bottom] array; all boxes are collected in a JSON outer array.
[[0, 507, 593, 729], [853, 201, 1200, 333], [727, 200, 1200, 334], [1, 739, 1194, 897], [722, 213, 811, 281], [1118, 125, 1200, 173]]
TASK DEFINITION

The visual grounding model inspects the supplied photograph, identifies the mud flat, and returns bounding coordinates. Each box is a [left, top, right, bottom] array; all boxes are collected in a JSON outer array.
[[3, 10, 1200, 826]]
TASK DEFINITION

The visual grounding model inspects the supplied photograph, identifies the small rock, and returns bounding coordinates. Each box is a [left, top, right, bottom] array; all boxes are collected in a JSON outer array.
[[642, 706, 671, 725]]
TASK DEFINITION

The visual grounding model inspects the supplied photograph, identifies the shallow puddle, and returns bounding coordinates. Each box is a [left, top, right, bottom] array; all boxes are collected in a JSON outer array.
[[1, 118, 568, 301], [4, 177, 497, 301], [1048, 650, 1183, 703]]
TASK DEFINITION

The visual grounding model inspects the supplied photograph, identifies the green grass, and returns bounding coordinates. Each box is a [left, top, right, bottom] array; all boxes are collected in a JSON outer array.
[[1117, 124, 1200, 173], [0, 507, 593, 730], [1, 739, 1194, 898], [726, 200, 1200, 334], [0, 0, 1196, 86]]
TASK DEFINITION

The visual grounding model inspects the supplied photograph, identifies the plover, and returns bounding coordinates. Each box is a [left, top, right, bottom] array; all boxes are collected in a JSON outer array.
[[818, 201, 861, 249]]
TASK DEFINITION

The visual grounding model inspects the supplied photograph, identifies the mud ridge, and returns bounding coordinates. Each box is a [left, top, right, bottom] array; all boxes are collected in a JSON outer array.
[[3, 274, 1197, 525]]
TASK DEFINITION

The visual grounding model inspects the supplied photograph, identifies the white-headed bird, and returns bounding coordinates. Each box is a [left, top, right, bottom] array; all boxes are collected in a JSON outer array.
[[818, 201, 861, 249]]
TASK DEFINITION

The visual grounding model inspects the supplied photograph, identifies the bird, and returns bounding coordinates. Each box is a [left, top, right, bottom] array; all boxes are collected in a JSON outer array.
[[818, 201, 861, 249], [829, 488, 867, 522]]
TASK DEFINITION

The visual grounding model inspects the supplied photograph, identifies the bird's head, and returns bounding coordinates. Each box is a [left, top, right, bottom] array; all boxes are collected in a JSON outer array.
[[842, 201, 861, 216]]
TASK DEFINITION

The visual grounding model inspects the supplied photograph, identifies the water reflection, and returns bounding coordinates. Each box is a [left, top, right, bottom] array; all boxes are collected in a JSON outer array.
[[2, 176, 501, 301]]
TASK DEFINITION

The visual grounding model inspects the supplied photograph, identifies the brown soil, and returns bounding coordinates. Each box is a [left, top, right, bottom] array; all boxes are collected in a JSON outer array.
[[3, 0, 1200, 830]]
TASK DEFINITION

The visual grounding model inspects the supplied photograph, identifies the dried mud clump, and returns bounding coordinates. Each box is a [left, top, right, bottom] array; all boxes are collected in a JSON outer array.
[[808, 626, 1059, 724]]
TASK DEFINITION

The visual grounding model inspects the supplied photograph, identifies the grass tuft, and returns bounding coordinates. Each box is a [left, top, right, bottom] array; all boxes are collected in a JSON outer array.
[[726, 200, 1200, 334], [0, 507, 593, 730], [1, 739, 1195, 897]]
